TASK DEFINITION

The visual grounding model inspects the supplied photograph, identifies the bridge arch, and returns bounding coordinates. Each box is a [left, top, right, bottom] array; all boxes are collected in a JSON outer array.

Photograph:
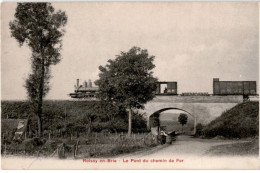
[[149, 107, 197, 135], [151, 107, 194, 118]]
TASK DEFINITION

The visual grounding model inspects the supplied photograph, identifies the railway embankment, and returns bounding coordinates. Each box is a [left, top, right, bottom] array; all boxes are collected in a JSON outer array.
[[199, 101, 259, 139]]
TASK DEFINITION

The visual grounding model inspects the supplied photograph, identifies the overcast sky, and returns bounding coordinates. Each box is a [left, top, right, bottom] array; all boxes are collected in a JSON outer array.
[[1, 2, 259, 100]]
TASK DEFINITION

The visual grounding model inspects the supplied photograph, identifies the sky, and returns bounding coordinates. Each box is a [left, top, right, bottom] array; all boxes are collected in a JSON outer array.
[[1, 2, 259, 100]]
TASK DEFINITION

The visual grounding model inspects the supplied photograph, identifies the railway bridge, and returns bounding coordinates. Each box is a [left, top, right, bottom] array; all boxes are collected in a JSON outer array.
[[141, 95, 244, 134]]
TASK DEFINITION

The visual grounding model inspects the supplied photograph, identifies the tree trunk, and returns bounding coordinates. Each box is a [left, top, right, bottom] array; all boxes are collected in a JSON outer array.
[[37, 116, 42, 137], [37, 55, 45, 137], [128, 108, 132, 136]]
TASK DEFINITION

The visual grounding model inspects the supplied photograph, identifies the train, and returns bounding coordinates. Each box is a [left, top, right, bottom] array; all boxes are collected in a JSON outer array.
[[155, 78, 257, 96], [68, 78, 257, 99], [155, 81, 178, 95], [213, 78, 257, 96]]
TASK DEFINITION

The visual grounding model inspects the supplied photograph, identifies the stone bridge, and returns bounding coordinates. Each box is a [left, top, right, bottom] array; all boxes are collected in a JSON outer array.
[[140, 95, 244, 134]]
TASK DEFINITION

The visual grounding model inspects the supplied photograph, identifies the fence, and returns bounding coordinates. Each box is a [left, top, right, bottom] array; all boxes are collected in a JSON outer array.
[[1, 132, 158, 159]]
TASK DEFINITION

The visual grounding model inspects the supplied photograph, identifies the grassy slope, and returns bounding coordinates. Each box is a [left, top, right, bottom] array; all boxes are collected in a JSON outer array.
[[1, 100, 99, 130], [201, 101, 259, 138], [1, 100, 98, 119]]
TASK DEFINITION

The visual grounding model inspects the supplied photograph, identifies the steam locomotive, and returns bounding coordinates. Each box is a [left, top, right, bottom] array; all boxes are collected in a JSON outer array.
[[69, 79, 99, 99]]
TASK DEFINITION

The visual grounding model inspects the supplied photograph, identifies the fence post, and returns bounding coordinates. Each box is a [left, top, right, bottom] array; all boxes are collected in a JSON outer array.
[[15, 144, 17, 155], [49, 133, 51, 140], [58, 143, 65, 159], [94, 133, 97, 153], [74, 139, 79, 159], [62, 143, 65, 158], [57, 147, 59, 158], [4, 142, 7, 156]]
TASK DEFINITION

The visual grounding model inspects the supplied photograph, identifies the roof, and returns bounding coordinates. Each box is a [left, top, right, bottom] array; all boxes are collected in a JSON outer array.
[[1, 119, 28, 134]]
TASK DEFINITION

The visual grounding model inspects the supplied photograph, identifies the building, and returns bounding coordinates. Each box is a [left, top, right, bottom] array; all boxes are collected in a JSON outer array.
[[1, 119, 29, 141]]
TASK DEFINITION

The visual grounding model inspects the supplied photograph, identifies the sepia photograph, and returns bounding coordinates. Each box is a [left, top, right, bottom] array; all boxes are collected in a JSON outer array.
[[1, 1, 259, 169]]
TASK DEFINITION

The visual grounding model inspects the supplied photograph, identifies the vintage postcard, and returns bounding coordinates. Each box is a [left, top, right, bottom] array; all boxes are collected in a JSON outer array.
[[1, 1, 260, 170]]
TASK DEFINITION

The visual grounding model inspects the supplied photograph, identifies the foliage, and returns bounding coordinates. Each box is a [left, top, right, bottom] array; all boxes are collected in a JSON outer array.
[[201, 102, 259, 139], [95, 47, 158, 108], [149, 112, 160, 127], [195, 123, 204, 137], [178, 113, 188, 132], [10, 3, 67, 56], [25, 53, 51, 103], [1, 100, 148, 137], [178, 113, 188, 126], [9, 3, 67, 136], [132, 112, 149, 133], [95, 47, 158, 134]]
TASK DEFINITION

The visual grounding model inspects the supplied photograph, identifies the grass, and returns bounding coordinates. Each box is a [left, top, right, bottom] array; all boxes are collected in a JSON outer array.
[[206, 138, 259, 157], [1, 132, 158, 158], [1, 100, 152, 158]]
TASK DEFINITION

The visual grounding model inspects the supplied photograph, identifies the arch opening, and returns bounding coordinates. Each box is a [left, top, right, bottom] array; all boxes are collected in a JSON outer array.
[[149, 107, 197, 136], [151, 107, 194, 118]]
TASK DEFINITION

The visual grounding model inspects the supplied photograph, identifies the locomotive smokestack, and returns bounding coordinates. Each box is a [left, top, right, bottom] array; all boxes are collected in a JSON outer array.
[[77, 79, 79, 88], [84, 80, 88, 88], [88, 79, 92, 88]]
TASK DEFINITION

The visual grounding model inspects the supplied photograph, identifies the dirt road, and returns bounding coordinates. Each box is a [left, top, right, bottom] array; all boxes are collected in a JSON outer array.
[[117, 135, 250, 158]]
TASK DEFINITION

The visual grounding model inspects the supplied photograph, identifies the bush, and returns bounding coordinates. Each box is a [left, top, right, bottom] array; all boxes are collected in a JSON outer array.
[[195, 123, 204, 137], [22, 137, 46, 147]]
